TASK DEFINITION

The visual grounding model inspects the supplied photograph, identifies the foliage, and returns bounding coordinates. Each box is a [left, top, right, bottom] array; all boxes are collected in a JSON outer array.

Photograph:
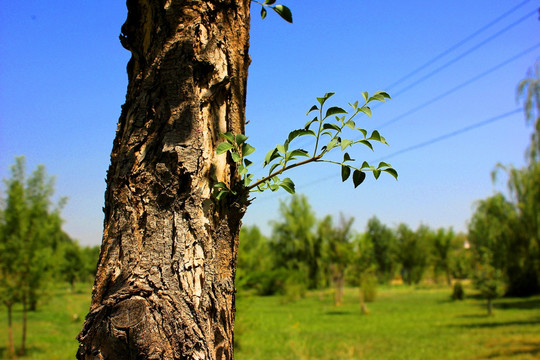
[[0, 156, 67, 355], [472, 252, 506, 316], [516, 60, 540, 161], [396, 223, 430, 285], [364, 216, 397, 284], [252, 0, 293, 23], [214, 92, 397, 200]]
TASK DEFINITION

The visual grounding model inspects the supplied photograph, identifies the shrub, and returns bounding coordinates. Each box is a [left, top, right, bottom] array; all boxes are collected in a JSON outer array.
[[451, 281, 465, 300]]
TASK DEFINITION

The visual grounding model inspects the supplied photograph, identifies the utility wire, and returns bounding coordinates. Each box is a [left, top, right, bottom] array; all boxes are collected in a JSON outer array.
[[254, 108, 523, 202], [391, 9, 537, 98], [375, 108, 522, 161], [385, 0, 533, 91], [379, 42, 540, 129]]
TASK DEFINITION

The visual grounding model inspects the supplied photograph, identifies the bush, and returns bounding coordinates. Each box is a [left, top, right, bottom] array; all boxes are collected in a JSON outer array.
[[451, 281, 465, 300]]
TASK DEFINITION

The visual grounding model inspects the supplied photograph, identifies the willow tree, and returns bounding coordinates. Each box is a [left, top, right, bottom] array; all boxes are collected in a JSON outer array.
[[77, 1, 395, 359]]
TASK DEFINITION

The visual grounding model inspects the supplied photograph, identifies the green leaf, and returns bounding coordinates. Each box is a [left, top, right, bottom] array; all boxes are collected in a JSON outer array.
[[288, 129, 316, 143], [326, 139, 339, 151], [270, 184, 280, 191], [357, 128, 367, 138], [343, 152, 354, 162], [242, 143, 256, 157], [317, 92, 335, 106], [383, 168, 399, 180], [368, 93, 386, 102], [359, 140, 373, 151], [269, 162, 281, 175], [221, 132, 235, 143], [264, 0, 276, 5], [361, 92, 368, 101], [231, 152, 241, 163], [215, 190, 228, 200], [349, 100, 359, 111], [306, 105, 319, 116], [238, 165, 248, 175], [325, 106, 347, 118], [373, 170, 381, 179], [359, 106, 372, 117], [235, 134, 248, 145], [214, 182, 229, 190], [322, 123, 341, 132], [244, 173, 254, 186], [273, 5, 293, 23], [260, 6, 267, 19], [369, 130, 382, 142], [341, 165, 351, 182], [360, 161, 370, 169], [276, 143, 287, 154], [264, 148, 280, 166], [304, 117, 318, 130], [353, 170, 366, 188], [289, 149, 310, 158], [345, 120, 355, 129], [340, 138, 352, 150], [377, 161, 391, 169], [216, 142, 234, 154], [374, 91, 391, 100], [244, 158, 253, 167], [280, 177, 296, 194]]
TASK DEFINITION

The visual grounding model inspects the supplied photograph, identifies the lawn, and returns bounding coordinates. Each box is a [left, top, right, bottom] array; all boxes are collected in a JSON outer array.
[[235, 285, 540, 360], [0, 283, 538, 359]]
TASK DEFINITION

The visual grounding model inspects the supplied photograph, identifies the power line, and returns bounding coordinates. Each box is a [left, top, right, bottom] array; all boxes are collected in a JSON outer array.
[[391, 9, 537, 98], [379, 42, 540, 129], [375, 108, 522, 161], [385, 0, 533, 91], [254, 108, 523, 202]]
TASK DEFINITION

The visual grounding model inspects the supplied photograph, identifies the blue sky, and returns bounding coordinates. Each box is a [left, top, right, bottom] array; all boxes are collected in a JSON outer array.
[[1, 1, 538, 245]]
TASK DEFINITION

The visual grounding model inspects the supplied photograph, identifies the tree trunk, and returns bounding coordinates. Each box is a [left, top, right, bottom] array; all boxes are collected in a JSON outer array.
[[487, 298, 493, 316], [20, 293, 27, 356], [6, 302, 15, 358], [77, 1, 251, 359]]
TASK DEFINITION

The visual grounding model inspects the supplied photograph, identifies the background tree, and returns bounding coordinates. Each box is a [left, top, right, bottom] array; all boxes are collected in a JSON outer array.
[[323, 214, 354, 306], [517, 60, 540, 161], [348, 233, 377, 314], [396, 223, 429, 285], [365, 216, 397, 284], [0, 156, 65, 356], [270, 194, 321, 296], [472, 251, 506, 316], [431, 227, 457, 285]]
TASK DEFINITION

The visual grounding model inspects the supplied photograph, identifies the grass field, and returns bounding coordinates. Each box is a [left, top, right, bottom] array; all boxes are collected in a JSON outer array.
[[0, 283, 539, 359]]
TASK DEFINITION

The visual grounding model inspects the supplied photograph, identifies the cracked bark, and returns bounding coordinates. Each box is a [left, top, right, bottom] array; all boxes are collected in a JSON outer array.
[[77, 1, 251, 359]]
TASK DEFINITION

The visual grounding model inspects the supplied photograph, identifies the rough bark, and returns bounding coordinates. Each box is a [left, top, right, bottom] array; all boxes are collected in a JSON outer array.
[[77, 1, 251, 359]]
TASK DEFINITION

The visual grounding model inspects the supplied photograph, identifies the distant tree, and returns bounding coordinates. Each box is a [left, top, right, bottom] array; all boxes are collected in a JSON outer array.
[[57, 238, 86, 291], [396, 223, 429, 285], [449, 233, 473, 280], [270, 194, 321, 293], [236, 225, 275, 295], [349, 233, 377, 314], [431, 227, 458, 285], [517, 60, 540, 161], [365, 216, 397, 284], [473, 251, 506, 316], [0, 156, 65, 355], [323, 214, 354, 306]]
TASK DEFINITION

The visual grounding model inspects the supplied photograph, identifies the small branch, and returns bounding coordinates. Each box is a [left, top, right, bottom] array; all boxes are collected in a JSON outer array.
[[246, 155, 322, 191]]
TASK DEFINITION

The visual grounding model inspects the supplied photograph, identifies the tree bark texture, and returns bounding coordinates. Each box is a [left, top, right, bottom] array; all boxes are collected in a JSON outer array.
[[77, 1, 251, 359]]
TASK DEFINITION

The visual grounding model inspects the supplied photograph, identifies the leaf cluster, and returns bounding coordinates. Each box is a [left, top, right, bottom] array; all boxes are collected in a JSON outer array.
[[214, 92, 398, 200], [252, 0, 293, 23]]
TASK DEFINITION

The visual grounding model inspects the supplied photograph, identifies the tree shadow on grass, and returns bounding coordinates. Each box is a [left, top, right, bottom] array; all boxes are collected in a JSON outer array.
[[495, 298, 540, 310], [448, 316, 540, 329], [481, 341, 540, 359], [324, 310, 351, 316]]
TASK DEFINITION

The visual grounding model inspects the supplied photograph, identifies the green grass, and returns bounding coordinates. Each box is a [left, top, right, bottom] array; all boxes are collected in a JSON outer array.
[[1, 283, 539, 359], [0, 282, 91, 360], [235, 285, 540, 360]]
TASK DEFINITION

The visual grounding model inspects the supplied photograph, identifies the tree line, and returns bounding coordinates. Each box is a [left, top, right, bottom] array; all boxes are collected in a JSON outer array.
[[0, 156, 99, 357]]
